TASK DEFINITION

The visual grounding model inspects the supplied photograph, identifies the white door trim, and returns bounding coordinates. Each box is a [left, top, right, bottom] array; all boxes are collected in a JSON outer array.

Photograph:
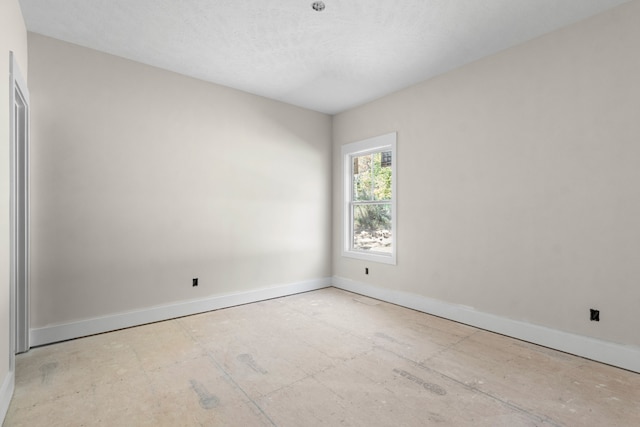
[[9, 51, 30, 359]]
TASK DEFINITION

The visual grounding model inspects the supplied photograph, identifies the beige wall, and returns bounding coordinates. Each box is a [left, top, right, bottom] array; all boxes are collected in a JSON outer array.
[[1, 0, 28, 393], [333, 1, 640, 346], [28, 34, 332, 328]]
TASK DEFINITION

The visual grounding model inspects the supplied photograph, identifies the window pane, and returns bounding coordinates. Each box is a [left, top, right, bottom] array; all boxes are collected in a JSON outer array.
[[353, 155, 372, 201], [353, 152, 392, 202], [352, 203, 392, 253], [373, 151, 392, 201]]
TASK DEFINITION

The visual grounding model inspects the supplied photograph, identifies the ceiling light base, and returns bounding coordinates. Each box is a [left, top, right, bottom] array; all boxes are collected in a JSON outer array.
[[311, 1, 325, 12]]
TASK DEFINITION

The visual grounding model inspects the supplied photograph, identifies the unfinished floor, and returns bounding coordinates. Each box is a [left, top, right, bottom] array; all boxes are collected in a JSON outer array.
[[5, 288, 639, 426]]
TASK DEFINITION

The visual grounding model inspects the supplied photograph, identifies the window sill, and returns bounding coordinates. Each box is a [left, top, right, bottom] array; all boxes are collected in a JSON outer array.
[[342, 250, 396, 265]]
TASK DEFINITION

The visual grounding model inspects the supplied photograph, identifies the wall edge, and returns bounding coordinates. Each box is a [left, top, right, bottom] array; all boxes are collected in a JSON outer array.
[[332, 276, 640, 374], [30, 278, 332, 347]]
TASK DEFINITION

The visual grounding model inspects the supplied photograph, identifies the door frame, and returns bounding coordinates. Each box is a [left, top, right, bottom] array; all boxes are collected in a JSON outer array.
[[9, 51, 30, 361]]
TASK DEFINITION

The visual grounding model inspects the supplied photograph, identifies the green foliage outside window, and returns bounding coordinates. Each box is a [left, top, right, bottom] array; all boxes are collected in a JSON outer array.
[[353, 151, 392, 202]]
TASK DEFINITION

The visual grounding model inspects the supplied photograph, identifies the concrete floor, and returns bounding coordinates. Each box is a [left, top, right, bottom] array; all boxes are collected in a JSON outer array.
[[4, 288, 639, 426]]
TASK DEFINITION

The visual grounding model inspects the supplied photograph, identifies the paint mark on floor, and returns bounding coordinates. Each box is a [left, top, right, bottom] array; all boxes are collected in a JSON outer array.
[[40, 362, 58, 385], [352, 297, 380, 306], [237, 353, 268, 374], [375, 332, 407, 346], [189, 380, 220, 409], [427, 411, 446, 423], [375, 332, 399, 343], [393, 368, 447, 396]]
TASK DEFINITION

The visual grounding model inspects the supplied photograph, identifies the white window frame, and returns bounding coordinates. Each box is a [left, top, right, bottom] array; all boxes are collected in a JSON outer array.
[[342, 132, 397, 265]]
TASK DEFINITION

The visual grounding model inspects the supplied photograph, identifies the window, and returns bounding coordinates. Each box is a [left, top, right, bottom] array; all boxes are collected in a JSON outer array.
[[342, 132, 396, 264]]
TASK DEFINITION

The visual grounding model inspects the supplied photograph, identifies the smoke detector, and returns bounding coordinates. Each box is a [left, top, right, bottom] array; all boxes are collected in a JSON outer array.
[[311, 1, 325, 12]]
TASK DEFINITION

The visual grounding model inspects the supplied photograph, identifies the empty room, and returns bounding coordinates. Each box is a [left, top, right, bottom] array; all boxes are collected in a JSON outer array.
[[2, 0, 640, 425]]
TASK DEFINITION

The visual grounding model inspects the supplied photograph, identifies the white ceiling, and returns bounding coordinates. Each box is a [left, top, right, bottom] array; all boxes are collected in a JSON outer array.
[[19, 0, 631, 114]]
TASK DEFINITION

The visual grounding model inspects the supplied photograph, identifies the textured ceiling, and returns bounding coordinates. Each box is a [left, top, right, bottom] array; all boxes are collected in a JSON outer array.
[[19, 0, 631, 114]]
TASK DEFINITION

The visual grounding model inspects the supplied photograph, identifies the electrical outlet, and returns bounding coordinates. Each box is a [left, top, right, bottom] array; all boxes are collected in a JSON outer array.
[[192, 278, 198, 287], [590, 309, 599, 322]]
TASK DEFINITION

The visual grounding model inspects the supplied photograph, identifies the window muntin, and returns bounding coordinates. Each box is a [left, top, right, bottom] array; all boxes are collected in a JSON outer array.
[[342, 133, 396, 264]]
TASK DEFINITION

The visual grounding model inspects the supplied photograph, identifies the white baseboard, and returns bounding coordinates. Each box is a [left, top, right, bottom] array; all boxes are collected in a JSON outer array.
[[30, 277, 332, 347], [0, 370, 15, 424], [332, 276, 640, 374]]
